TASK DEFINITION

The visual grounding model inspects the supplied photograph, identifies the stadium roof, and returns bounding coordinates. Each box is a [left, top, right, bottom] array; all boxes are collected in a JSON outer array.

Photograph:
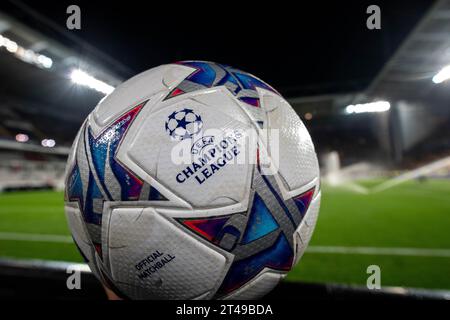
[[291, 0, 450, 117], [368, 0, 450, 102]]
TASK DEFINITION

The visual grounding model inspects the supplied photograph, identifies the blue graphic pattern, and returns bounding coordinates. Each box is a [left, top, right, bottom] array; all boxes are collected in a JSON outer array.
[[67, 163, 84, 209], [67, 103, 149, 229], [261, 174, 296, 226], [241, 193, 279, 244], [87, 104, 144, 202], [166, 61, 279, 107], [82, 171, 103, 225], [293, 189, 315, 217], [217, 234, 293, 295]]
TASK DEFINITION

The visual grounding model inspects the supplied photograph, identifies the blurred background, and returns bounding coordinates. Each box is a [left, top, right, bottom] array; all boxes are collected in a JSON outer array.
[[0, 0, 449, 297]]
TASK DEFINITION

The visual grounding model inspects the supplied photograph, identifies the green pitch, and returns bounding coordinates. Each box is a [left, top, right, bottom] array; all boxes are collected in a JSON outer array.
[[1, 179, 450, 290]]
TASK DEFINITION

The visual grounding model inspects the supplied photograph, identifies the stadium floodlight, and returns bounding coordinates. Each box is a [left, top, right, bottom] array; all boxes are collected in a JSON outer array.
[[41, 139, 56, 147], [432, 65, 450, 84], [70, 69, 115, 95], [15, 133, 29, 143], [0, 34, 52, 69], [345, 101, 390, 114]]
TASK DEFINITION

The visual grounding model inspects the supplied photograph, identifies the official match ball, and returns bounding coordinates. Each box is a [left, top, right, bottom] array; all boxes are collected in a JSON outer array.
[[64, 61, 321, 300]]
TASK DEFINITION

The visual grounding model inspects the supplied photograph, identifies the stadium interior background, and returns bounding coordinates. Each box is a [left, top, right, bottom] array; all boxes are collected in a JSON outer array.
[[0, 0, 449, 299]]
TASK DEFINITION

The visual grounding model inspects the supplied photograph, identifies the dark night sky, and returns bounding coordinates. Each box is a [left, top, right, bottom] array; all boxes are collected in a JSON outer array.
[[1, 0, 433, 97]]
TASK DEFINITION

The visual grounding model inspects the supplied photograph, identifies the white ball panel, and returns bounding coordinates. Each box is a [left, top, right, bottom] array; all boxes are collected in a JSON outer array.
[[92, 64, 193, 127], [64, 205, 99, 277], [106, 207, 228, 299], [305, 192, 321, 228], [126, 99, 254, 208], [189, 88, 252, 126], [268, 99, 319, 191], [162, 64, 196, 88], [63, 124, 84, 188], [260, 91, 281, 112]]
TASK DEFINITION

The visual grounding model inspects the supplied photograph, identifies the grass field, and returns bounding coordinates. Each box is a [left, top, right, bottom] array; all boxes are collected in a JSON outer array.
[[1, 179, 450, 290]]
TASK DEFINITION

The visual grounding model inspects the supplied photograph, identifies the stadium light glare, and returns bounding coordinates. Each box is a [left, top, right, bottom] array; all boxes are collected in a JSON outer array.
[[41, 139, 56, 148], [345, 101, 390, 114], [15, 133, 29, 143], [70, 69, 115, 95], [432, 65, 450, 84], [0, 34, 52, 69]]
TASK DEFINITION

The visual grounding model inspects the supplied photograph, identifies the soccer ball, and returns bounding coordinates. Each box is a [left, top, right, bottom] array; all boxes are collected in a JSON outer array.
[[64, 61, 320, 300]]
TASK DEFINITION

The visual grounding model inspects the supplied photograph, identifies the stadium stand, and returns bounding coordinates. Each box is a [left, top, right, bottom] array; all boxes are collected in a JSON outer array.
[[0, 155, 65, 192]]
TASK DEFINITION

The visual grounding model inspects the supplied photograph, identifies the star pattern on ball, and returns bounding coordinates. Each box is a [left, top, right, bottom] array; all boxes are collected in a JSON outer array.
[[165, 108, 203, 140]]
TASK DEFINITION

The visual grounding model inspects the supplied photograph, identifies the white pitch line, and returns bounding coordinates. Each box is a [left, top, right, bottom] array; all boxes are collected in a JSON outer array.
[[341, 182, 370, 194], [307, 246, 450, 258], [0, 232, 73, 243], [372, 156, 450, 193], [1, 232, 450, 258]]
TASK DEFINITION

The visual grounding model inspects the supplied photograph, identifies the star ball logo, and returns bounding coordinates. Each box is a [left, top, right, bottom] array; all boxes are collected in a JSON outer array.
[[165, 108, 203, 141]]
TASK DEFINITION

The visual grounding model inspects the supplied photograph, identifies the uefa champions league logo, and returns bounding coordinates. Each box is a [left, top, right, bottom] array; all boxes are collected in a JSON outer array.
[[166, 108, 281, 180], [165, 108, 203, 140]]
